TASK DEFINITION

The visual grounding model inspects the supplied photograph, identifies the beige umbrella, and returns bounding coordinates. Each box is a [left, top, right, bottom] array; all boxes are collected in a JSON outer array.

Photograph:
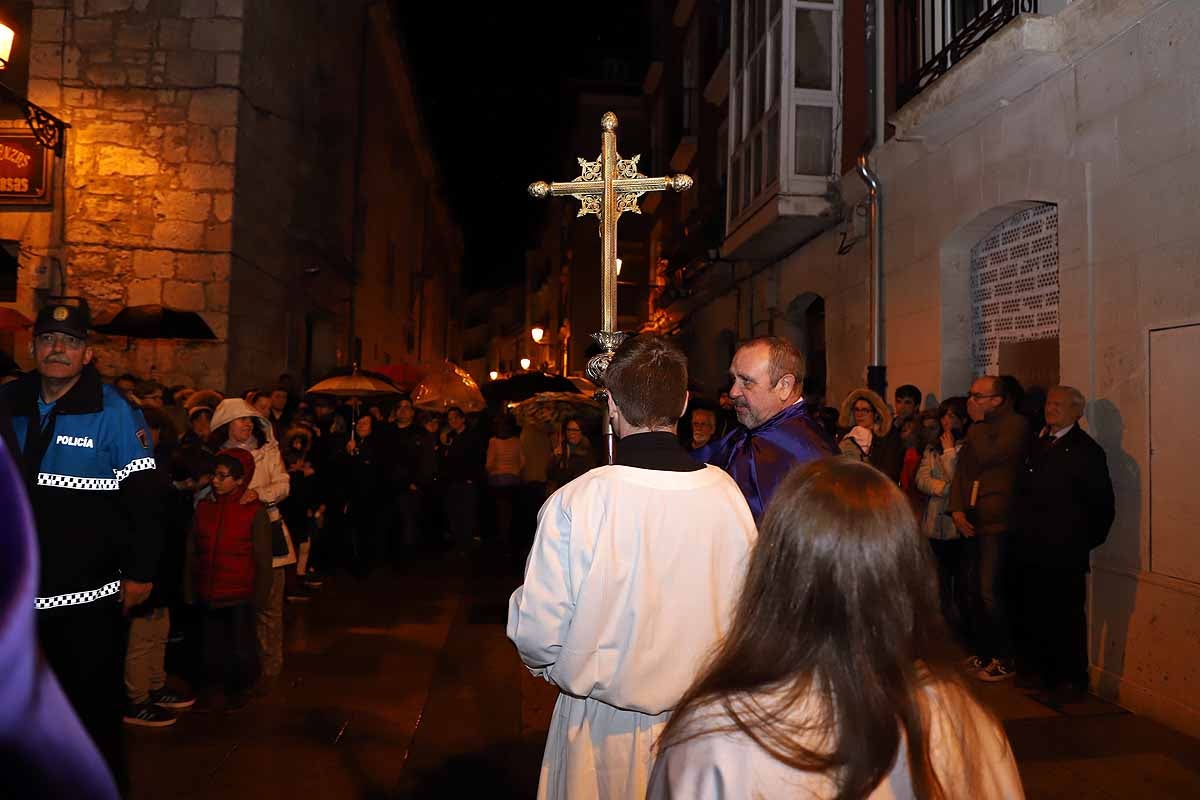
[[412, 361, 485, 414], [306, 370, 400, 398], [306, 367, 401, 443]]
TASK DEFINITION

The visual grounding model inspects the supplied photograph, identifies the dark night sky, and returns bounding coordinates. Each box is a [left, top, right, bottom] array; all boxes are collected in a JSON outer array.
[[392, 2, 651, 292]]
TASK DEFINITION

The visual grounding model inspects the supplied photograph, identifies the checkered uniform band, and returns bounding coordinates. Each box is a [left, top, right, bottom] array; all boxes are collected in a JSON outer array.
[[114, 457, 156, 482], [37, 472, 118, 490], [37, 457, 156, 491], [34, 579, 121, 611]]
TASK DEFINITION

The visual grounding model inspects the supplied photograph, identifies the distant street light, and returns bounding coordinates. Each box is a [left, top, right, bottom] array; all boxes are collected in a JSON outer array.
[[520, 357, 531, 370], [489, 370, 499, 381], [0, 24, 13, 68], [531, 326, 544, 343]]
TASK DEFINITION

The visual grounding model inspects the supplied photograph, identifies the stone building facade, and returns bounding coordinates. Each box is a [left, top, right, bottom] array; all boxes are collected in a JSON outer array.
[[0, 0, 460, 392], [630, 0, 1200, 736]]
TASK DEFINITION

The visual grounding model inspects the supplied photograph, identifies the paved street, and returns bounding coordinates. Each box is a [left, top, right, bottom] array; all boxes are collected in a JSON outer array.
[[128, 545, 1200, 799]]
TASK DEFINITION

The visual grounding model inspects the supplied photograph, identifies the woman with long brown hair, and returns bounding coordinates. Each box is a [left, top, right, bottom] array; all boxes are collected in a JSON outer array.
[[649, 458, 1022, 799]]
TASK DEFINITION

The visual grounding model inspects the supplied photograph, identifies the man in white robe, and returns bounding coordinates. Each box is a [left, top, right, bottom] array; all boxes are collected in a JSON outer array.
[[507, 334, 757, 800]]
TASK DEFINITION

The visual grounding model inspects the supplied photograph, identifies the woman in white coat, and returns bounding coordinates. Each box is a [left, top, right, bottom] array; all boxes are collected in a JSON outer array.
[[648, 458, 1023, 800], [916, 396, 970, 640], [209, 398, 292, 683]]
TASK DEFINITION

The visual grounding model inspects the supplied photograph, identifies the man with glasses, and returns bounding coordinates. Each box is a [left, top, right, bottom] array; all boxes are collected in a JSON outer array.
[[948, 375, 1029, 683], [0, 299, 163, 793]]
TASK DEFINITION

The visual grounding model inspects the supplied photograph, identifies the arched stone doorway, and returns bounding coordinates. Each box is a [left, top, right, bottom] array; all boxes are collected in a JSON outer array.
[[968, 204, 1060, 403], [939, 200, 1060, 398]]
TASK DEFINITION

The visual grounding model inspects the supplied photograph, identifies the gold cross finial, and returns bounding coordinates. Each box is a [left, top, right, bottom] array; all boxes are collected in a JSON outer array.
[[528, 111, 692, 347], [528, 111, 693, 464]]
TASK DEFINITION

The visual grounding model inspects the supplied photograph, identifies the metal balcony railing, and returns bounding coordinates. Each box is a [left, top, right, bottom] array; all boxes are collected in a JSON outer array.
[[895, 0, 1039, 107]]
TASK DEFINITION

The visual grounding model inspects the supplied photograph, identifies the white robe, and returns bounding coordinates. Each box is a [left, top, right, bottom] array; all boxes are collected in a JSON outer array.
[[647, 681, 1025, 799], [507, 463, 757, 800]]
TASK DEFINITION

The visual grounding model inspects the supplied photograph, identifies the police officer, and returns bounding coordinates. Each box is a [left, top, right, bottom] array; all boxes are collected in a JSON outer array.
[[0, 299, 162, 793]]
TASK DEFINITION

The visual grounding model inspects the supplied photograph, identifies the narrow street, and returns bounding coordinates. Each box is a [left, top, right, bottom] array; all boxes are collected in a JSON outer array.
[[128, 545, 1200, 800], [127, 545, 551, 799]]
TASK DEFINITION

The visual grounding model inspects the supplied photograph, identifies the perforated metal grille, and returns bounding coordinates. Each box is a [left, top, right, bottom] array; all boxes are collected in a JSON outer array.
[[969, 204, 1059, 376]]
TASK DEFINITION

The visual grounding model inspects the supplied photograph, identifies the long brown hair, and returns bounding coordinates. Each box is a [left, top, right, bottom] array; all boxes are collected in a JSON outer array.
[[658, 458, 975, 799]]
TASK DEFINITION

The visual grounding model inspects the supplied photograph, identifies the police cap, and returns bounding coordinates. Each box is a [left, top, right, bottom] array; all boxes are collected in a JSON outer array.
[[34, 299, 90, 340]]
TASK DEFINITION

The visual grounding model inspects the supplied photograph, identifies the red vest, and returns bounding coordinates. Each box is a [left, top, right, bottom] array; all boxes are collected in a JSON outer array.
[[192, 493, 262, 604]]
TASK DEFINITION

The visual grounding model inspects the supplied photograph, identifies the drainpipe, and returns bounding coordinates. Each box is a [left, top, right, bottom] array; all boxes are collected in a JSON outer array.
[[858, 0, 887, 399], [855, 155, 885, 398]]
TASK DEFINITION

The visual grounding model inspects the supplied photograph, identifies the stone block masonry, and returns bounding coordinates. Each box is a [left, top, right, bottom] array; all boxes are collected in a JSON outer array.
[[24, 0, 245, 390]]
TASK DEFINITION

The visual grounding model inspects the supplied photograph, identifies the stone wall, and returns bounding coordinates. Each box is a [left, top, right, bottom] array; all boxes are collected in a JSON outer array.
[[353, 4, 461, 373], [2, 1, 462, 395], [224, 0, 353, 393], [226, 0, 461, 393], [14, 0, 242, 389]]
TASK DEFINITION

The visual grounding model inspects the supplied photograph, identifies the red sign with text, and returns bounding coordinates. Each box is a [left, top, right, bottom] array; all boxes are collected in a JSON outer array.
[[0, 134, 51, 205]]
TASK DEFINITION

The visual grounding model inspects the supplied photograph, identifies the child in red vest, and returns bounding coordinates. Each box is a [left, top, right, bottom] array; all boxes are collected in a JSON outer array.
[[184, 448, 272, 710]]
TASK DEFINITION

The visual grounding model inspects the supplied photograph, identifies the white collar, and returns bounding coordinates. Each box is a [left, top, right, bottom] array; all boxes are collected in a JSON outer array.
[[1047, 423, 1075, 440]]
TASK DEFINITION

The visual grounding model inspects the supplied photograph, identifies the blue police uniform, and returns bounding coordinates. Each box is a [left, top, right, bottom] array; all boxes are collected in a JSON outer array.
[[1, 363, 162, 792]]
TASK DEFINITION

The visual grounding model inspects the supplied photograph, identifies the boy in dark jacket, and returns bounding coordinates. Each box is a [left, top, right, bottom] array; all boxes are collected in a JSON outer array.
[[184, 448, 272, 711]]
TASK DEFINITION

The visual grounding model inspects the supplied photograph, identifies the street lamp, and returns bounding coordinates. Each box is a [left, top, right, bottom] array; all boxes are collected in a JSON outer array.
[[531, 326, 544, 343], [0, 23, 13, 69], [488, 370, 499, 381], [520, 357, 531, 370]]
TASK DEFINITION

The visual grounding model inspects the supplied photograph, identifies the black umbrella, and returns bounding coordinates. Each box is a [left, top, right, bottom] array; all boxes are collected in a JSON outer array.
[[482, 372, 579, 407], [92, 305, 217, 340]]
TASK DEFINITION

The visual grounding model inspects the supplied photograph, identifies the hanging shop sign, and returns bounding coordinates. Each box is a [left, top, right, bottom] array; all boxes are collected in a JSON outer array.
[[0, 133, 50, 205]]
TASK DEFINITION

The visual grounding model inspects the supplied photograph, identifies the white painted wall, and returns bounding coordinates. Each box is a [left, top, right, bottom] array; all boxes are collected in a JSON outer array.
[[727, 0, 1200, 736]]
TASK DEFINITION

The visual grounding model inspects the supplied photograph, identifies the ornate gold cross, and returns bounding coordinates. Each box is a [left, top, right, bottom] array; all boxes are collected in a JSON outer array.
[[529, 111, 692, 385]]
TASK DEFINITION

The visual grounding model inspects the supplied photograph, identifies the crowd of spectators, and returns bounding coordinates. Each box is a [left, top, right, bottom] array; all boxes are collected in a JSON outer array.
[[48, 370, 604, 733], [1, 320, 1116, 797], [679, 371, 1114, 696]]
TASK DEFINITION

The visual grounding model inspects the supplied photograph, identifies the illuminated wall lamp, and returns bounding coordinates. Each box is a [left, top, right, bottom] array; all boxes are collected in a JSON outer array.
[[488, 370, 499, 381], [0, 23, 12, 69], [531, 326, 544, 343], [519, 357, 531, 370]]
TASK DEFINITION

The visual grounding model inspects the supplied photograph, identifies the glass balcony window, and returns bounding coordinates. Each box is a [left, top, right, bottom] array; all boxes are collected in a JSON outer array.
[[729, 0, 841, 231]]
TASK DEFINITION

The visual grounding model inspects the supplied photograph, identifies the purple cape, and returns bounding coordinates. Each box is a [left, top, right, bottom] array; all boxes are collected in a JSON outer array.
[[696, 401, 838, 521], [0, 435, 120, 799]]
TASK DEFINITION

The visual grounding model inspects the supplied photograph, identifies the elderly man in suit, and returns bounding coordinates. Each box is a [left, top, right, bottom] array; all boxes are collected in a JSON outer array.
[[1011, 385, 1115, 702]]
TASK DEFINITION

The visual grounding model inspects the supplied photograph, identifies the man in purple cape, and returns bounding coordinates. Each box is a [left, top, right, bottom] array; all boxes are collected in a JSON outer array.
[[695, 337, 838, 521], [0, 422, 120, 799]]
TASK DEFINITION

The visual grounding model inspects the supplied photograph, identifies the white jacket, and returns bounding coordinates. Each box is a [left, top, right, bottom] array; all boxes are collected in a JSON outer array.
[[649, 681, 1023, 799], [916, 443, 961, 540], [209, 398, 293, 566]]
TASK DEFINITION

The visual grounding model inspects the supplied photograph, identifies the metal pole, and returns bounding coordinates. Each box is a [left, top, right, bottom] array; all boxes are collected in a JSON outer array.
[[601, 116, 618, 334], [601, 113, 619, 464]]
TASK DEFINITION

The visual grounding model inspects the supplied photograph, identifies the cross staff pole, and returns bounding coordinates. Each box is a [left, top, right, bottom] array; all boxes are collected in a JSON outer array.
[[529, 112, 692, 463]]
